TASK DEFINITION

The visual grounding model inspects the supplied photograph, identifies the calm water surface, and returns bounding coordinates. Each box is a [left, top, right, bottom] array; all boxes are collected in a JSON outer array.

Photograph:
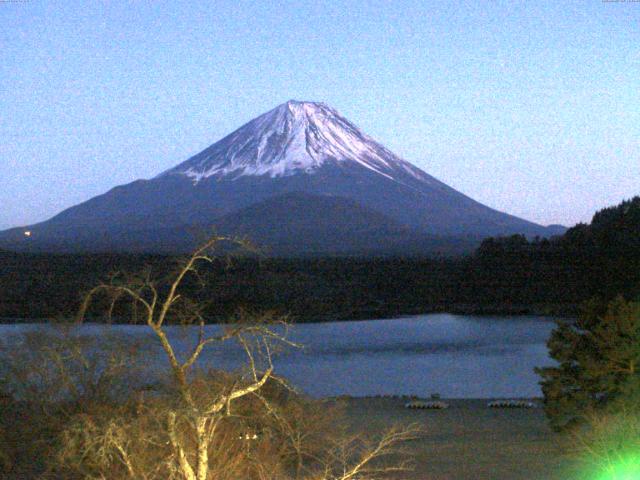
[[0, 314, 557, 398]]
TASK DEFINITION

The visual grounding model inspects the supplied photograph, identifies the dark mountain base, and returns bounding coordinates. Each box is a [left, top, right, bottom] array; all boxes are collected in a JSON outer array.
[[1, 196, 637, 323], [0, 192, 483, 257]]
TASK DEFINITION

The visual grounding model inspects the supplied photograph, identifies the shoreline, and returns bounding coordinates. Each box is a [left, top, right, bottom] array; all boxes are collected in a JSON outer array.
[[340, 396, 575, 480], [0, 306, 574, 325]]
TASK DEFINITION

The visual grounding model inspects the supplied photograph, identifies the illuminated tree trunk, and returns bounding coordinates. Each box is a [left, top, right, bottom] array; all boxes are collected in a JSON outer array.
[[196, 417, 209, 480]]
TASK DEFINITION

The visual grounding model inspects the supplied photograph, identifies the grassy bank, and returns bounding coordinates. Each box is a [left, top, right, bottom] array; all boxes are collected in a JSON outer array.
[[340, 397, 579, 480]]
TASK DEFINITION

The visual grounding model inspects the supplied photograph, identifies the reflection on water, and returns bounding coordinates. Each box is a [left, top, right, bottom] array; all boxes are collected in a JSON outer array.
[[0, 314, 557, 398]]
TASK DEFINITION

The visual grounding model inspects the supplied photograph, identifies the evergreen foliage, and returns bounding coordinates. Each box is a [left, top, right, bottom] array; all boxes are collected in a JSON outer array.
[[536, 297, 640, 431]]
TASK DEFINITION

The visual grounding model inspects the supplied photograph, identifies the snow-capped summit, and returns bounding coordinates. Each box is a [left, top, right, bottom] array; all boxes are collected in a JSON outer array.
[[0, 100, 565, 254], [161, 100, 430, 184]]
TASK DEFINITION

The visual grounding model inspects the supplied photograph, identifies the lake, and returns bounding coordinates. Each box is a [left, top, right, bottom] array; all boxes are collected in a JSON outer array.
[[0, 314, 557, 399]]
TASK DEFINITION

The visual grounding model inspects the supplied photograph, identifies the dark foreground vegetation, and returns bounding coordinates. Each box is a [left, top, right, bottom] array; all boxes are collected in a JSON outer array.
[[0, 332, 416, 479], [0, 239, 419, 479], [0, 197, 638, 478], [534, 295, 640, 478], [1, 196, 638, 322]]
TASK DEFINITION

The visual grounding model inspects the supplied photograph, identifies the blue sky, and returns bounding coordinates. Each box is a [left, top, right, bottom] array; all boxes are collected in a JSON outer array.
[[1, 0, 638, 229]]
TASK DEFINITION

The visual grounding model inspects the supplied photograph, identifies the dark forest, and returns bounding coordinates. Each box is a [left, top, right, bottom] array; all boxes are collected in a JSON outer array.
[[1, 197, 638, 323]]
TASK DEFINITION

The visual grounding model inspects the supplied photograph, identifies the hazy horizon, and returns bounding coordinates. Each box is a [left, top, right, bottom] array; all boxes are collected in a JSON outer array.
[[2, 1, 638, 230]]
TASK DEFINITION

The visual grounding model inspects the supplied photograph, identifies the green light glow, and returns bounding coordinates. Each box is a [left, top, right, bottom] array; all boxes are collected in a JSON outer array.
[[595, 455, 640, 480]]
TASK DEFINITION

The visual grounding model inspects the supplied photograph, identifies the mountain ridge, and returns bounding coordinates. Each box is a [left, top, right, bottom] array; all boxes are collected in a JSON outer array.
[[0, 100, 565, 254]]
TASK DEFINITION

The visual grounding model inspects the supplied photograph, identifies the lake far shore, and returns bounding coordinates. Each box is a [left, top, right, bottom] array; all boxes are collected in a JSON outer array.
[[0, 304, 576, 324]]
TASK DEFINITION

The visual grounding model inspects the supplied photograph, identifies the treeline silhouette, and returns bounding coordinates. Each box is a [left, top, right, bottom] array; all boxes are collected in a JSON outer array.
[[1, 197, 638, 322]]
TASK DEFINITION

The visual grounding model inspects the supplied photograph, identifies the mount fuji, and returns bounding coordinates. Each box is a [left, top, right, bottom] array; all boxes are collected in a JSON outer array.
[[0, 100, 564, 255]]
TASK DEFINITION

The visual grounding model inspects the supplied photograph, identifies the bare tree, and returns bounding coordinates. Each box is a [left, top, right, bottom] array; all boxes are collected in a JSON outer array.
[[76, 236, 295, 480], [72, 236, 421, 480], [0, 327, 147, 479], [319, 424, 420, 480]]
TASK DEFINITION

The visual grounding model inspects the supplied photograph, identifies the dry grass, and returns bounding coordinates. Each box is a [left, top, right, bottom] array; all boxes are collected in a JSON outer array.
[[339, 397, 579, 480]]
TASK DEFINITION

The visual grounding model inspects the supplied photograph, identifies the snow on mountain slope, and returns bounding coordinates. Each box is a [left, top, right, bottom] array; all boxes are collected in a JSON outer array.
[[160, 100, 435, 186], [0, 100, 565, 254]]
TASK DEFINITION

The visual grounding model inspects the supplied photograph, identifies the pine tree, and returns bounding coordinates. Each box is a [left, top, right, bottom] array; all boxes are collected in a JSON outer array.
[[536, 296, 640, 431]]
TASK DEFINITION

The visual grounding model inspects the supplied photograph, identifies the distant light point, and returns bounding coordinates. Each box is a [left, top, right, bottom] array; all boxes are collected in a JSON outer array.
[[24, 230, 31, 237]]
